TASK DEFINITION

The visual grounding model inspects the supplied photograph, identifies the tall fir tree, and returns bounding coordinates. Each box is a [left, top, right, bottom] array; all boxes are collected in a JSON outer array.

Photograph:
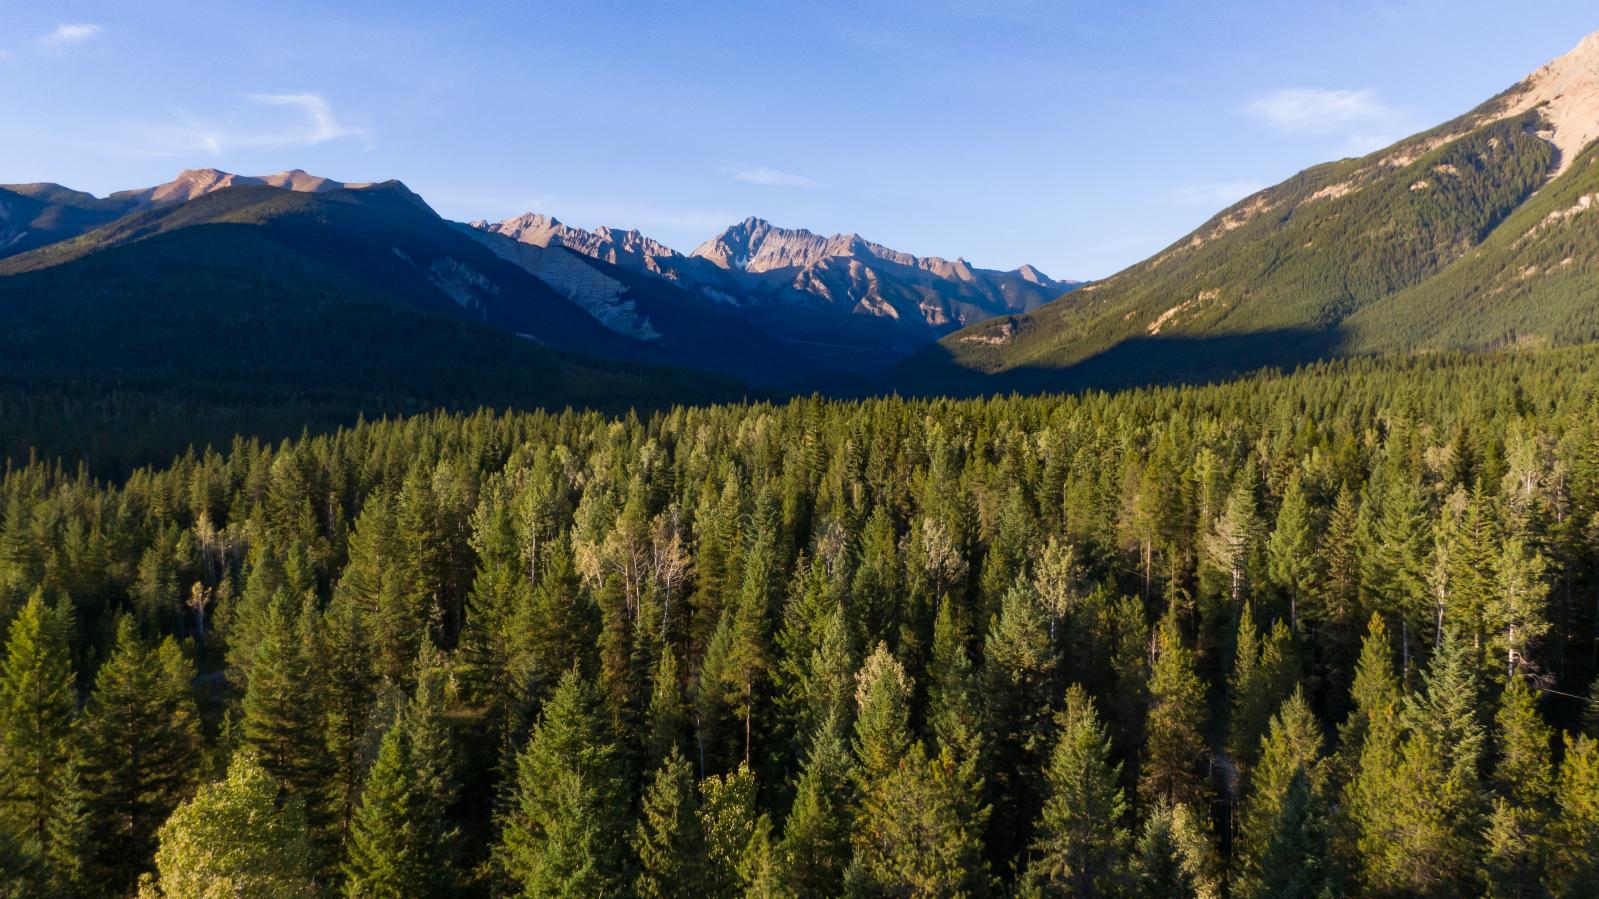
[[499, 668, 630, 896], [239, 596, 333, 827], [80, 620, 204, 891], [1022, 685, 1128, 898], [342, 716, 452, 898], [1547, 733, 1599, 899], [777, 717, 854, 898], [0, 592, 76, 864], [982, 582, 1059, 861], [633, 746, 704, 899], [1236, 690, 1327, 894], [1483, 674, 1555, 898], [1141, 612, 1209, 807]]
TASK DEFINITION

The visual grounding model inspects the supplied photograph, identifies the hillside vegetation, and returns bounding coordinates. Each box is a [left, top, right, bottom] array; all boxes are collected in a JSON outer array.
[[898, 76, 1599, 393]]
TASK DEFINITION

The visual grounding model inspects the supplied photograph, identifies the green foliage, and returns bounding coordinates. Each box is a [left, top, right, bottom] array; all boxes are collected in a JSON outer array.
[[1022, 685, 1128, 898], [499, 668, 630, 896], [0, 591, 75, 864], [81, 619, 204, 891], [1, 346, 1599, 894], [342, 717, 452, 898], [633, 747, 703, 899], [139, 753, 322, 899]]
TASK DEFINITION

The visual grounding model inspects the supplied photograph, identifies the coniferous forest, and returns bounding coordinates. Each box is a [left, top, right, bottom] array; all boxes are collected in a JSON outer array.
[[5, 347, 1599, 897]]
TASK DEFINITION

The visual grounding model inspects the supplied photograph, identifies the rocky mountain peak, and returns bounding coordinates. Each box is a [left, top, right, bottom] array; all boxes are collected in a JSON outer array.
[[1497, 28, 1599, 174], [109, 168, 377, 208]]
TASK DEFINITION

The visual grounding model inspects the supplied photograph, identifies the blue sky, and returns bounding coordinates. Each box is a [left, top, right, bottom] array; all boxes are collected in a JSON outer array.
[[2, 1, 1595, 279]]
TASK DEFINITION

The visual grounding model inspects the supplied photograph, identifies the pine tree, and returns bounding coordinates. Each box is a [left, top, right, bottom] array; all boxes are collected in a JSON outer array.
[[1365, 627, 1486, 897], [499, 668, 630, 896], [1229, 605, 1298, 774], [1547, 733, 1599, 899], [1022, 685, 1128, 898], [1141, 613, 1209, 806], [0, 592, 76, 859], [645, 645, 688, 771], [342, 717, 451, 898], [848, 643, 990, 896], [633, 747, 703, 899], [321, 594, 379, 848], [1339, 622, 1409, 892], [1483, 674, 1554, 898], [1361, 472, 1432, 663], [777, 718, 853, 898], [1237, 690, 1326, 893], [1204, 475, 1261, 606], [139, 753, 321, 899], [1251, 771, 1334, 899], [1128, 801, 1220, 899], [983, 582, 1058, 859], [239, 596, 332, 821], [1266, 471, 1320, 631], [80, 619, 203, 890], [929, 599, 984, 759], [1488, 537, 1549, 679]]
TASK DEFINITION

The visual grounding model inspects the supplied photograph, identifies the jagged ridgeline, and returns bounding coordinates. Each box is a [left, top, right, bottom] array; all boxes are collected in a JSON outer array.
[[5, 346, 1599, 895]]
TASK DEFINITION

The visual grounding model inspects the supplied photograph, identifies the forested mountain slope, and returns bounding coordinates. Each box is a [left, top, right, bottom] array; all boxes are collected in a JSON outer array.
[[4, 347, 1599, 895], [0, 186, 748, 471], [898, 32, 1599, 393]]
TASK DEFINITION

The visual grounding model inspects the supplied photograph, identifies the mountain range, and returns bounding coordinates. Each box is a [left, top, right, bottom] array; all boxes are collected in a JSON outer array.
[[0, 167, 1073, 386], [469, 213, 1076, 371], [6, 28, 1599, 432]]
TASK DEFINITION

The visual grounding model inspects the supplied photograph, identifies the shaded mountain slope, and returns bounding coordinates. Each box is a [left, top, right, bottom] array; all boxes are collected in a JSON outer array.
[[0, 220, 746, 470]]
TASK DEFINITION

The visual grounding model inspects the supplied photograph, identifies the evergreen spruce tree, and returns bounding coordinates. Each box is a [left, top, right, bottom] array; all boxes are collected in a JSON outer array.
[[1266, 471, 1320, 631], [321, 594, 379, 848], [0, 592, 76, 861], [633, 747, 703, 899], [1128, 801, 1220, 899], [848, 642, 990, 896], [645, 645, 688, 771], [239, 596, 333, 823], [1361, 472, 1432, 663], [342, 717, 451, 898], [499, 668, 630, 896], [1237, 690, 1326, 893], [1547, 733, 1599, 898], [1021, 685, 1128, 898], [80, 619, 204, 890], [1141, 612, 1209, 806], [982, 582, 1058, 860], [1483, 674, 1554, 898], [1251, 771, 1334, 899], [777, 717, 854, 898]]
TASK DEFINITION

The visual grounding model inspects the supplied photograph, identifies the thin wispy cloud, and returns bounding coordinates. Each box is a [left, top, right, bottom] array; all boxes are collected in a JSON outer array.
[[37, 23, 103, 51], [732, 166, 821, 189], [130, 92, 370, 157], [1244, 88, 1412, 154], [1169, 180, 1266, 206], [0, 49, 15, 64], [242, 93, 359, 145]]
